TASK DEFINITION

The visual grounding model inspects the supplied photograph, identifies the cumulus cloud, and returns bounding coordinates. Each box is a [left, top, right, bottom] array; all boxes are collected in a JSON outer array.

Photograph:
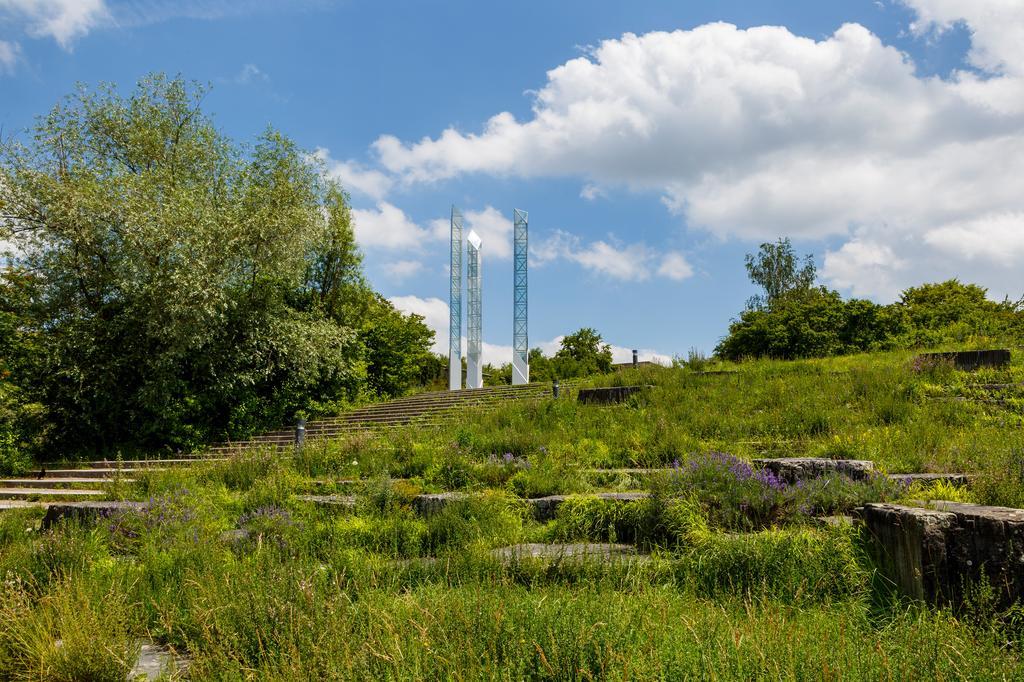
[[0, 0, 109, 48], [904, 0, 1024, 76], [351, 202, 432, 250], [365, 11, 1024, 300], [657, 252, 694, 281], [531, 230, 692, 282], [0, 39, 19, 73], [388, 295, 672, 366], [382, 259, 424, 281], [389, 295, 448, 355], [314, 147, 394, 201], [463, 206, 512, 260]]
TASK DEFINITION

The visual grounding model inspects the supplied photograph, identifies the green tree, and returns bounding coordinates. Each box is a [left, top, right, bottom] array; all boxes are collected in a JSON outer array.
[[0, 75, 367, 453], [715, 288, 903, 360], [744, 238, 816, 309], [553, 328, 613, 378], [358, 295, 435, 397]]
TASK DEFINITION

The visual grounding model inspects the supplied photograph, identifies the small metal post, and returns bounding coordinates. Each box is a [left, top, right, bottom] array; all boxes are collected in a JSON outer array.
[[632, 349, 638, 369], [295, 418, 306, 449], [552, 379, 560, 399]]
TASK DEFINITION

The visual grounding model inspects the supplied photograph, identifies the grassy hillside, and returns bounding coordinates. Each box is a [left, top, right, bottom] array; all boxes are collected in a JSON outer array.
[[1, 351, 1023, 678]]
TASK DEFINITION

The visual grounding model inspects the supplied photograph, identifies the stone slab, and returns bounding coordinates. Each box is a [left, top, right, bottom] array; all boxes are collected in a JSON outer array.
[[888, 473, 972, 486], [0, 487, 105, 499], [0, 500, 44, 510], [412, 492, 469, 515], [492, 543, 642, 562], [294, 494, 356, 508], [0, 478, 134, 488], [40, 501, 144, 530], [528, 492, 650, 522], [863, 501, 1024, 608], [753, 458, 875, 483], [577, 386, 648, 405], [129, 642, 189, 680]]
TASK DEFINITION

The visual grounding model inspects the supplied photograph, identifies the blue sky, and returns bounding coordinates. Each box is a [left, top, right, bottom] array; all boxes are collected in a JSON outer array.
[[2, 0, 1021, 363]]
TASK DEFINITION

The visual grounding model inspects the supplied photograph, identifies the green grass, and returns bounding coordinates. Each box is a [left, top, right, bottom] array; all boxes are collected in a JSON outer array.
[[2, 351, 1024, 678]]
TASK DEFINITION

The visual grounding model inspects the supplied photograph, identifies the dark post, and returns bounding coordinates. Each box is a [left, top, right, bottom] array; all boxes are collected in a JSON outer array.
[[552, 379, 560, 399], [295, 418, 306, 450], [632, 349, 638, 369]]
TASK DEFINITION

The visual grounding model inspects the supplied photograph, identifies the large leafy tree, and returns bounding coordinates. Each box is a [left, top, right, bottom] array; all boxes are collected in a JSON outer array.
[[0, 75, 371, 453], [553, 328, 613, 378], [744, 237, 816, 309]]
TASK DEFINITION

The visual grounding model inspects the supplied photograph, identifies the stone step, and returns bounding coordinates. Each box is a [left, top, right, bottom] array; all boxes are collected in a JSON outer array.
[[0, 500, 45, 510], [0, 478, 134, 488], [0, 487, 105, 500], [84, 458, 224, 468], [888, 473, 973, 486], [39, 468, 155, 479], [492, 543, 646, 562]]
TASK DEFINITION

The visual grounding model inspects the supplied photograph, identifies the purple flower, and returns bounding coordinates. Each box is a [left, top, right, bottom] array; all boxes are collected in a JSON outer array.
[[753, 468, 787, 492]]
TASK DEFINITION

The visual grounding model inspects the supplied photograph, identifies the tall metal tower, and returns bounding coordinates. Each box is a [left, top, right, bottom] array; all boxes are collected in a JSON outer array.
[[448, 206, 463, 391], [466, 230, 483, 389], [512, 208, 529, 385]]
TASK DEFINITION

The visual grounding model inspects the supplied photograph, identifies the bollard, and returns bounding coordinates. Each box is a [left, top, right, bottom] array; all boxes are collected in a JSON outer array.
[[632, 349, 638, 369], [295, 418, 306, 450], [552, 379, 560, 399]]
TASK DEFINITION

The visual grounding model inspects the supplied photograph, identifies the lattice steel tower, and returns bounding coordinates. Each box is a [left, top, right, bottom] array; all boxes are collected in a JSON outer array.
[[448, 206, 463, 390], [466, 230, 483, 389], [512, 208, 529, 385]]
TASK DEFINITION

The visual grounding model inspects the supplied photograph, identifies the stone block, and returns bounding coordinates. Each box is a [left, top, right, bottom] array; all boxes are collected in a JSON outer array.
[[577, 386, 648, 405], [492, 543, 642, 562], [915, 349, 1010, 372], [40, 501, 143, 530], [863, 501, 1024, 608], [527, 491, 650, 522], [412, 492, 469, 515], [753, 458, 875, 483]]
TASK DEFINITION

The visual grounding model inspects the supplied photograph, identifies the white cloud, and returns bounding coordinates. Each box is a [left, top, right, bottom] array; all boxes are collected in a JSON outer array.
[[365, 14, 1024, 299], [382, 259, 424, 281], [571, 240, 654, 281], [904, 0, 1024, 76], [314, 147, 394, 201], [0, 39, 19, 73], [463, 206, 512, 260], [0, 0, 109, 49], [389, 295, 449, 355], [923, 212, 1024, 267], [351, 202, 432, 250], [823, 238, 908, 300], [580, 183, 605, 200], [531, 229, 690, 282], [235, 63, 268, 84], [388, 295, 672, 366], [656, 252, 694, 281]]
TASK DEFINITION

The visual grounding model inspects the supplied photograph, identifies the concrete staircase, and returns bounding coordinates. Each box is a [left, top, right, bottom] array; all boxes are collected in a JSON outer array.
[[0, 383, 559, 501], [206, 382, 557, 454]]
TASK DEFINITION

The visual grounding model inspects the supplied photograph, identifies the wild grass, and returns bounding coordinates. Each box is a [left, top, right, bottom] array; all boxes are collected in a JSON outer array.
[[2, 350, 1024, 677]]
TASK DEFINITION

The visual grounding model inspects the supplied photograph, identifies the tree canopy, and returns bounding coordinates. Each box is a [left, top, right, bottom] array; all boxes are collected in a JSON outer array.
[[716, 237, 1023, 360], [0, 75, 433, 456]]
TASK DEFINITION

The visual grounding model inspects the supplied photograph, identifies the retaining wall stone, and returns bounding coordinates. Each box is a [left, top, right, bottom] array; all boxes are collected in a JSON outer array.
[[915, 349, 1010, 372], [577, 386, 647, 405], [753, 458, 875, 483], [862, 501, 1024, 607]]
